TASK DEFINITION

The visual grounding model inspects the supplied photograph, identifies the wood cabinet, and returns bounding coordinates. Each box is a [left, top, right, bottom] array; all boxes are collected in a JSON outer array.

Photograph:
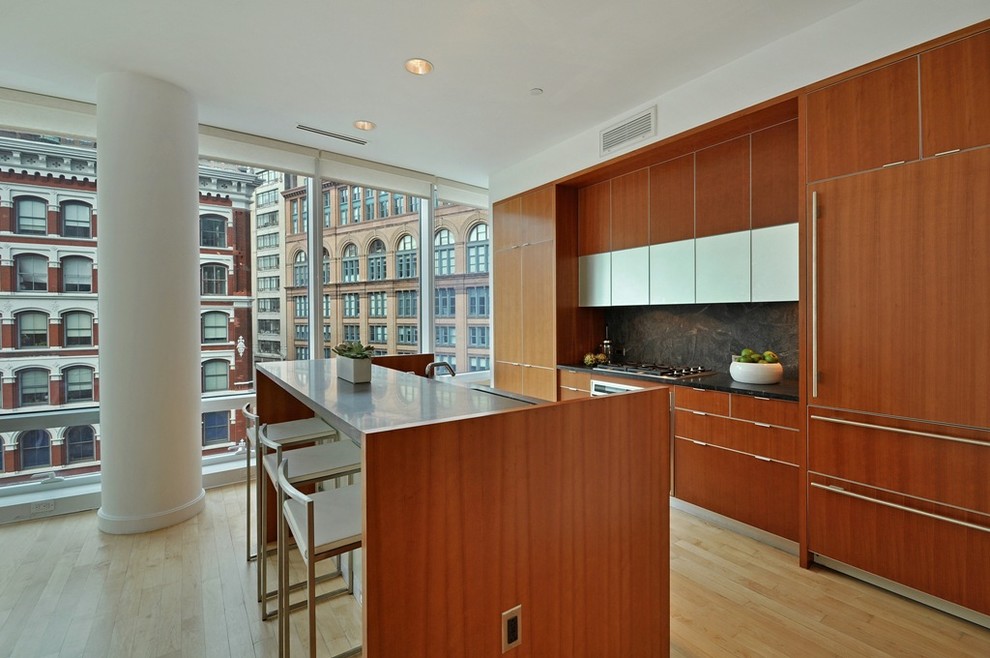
[[695, 135, 750, 238], [921, 29, 990, 156], [809, 148, 990, 429], [751, 119, 799, 228], [672, 387, 800, 541], [806, 57, 920, 182], [649, 154, 694, 244], [610, 168, 649, 250], [577, 181, 610, 255], [559, 368, 591, 400]]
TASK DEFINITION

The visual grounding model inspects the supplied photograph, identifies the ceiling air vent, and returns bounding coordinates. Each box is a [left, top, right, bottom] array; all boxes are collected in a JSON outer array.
[[600, 106, 657, 157]]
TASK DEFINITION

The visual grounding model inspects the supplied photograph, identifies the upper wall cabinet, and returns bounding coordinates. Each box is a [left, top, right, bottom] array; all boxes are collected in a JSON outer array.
[[493, 195, 523, 251], [649, 154, 695, 245], [610, 169, 650, 251], [578, 181, 611, 255], [695, 135, 750, 237], [921, 29, 990, 156], [807, 58, 920, 182], [751, 120, 799, 227]]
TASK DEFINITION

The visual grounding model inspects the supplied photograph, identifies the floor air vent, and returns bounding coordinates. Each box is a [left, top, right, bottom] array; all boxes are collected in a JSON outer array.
[[600, 106, 657, 156]]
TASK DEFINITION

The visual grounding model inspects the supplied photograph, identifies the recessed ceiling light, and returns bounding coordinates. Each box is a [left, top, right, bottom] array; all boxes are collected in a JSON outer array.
[[405, 58, 434, 75], [530, 88, 544, 96], [353, 120, 376, 131]]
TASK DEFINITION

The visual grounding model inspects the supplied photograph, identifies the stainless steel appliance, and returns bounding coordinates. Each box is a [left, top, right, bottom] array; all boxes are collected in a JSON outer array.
[[593, 362, 716, 382], [590, 379, 643, 396]]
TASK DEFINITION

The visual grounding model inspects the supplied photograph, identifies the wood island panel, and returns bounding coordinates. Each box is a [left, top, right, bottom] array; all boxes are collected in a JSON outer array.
[[649, 154, 695, 244], [610, 168, 650, 250], [372, 353, 434, 376]]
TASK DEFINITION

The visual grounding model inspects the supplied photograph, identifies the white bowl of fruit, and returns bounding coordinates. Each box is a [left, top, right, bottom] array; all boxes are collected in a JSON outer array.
[[730, 349, 783, 384]]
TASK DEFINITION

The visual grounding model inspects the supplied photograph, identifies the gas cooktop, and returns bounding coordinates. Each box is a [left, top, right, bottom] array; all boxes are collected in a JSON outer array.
[[593, 362, 716, 381]]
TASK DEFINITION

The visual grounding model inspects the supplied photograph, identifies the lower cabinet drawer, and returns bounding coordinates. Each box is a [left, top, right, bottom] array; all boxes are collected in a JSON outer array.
[[808, 476, 990, 615], [675, 409, 799, 464], [673, 438, 798, 541]]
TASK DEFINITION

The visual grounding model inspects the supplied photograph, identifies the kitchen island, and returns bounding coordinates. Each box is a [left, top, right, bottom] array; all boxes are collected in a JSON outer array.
[[257, 360, 672, 658]]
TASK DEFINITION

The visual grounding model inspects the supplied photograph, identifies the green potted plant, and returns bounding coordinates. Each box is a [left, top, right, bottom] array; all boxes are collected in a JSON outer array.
[[332, 341, 374, 383]]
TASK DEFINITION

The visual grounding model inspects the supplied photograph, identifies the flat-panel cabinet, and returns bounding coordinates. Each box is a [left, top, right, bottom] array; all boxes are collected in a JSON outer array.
[[751, 223, 798, 302], [610, 168, 649, 250], [695, 135, 750, 237], [695, 230, 750, 303], [920, 29, 990, 156], [610, 246, 649, 306], [649, 240, 695, 305], [578, 181, 610, 255], [578, 253, 611, 307]]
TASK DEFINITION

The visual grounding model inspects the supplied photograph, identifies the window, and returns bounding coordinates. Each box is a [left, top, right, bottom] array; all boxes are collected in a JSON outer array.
[[17, 311, 48, 348], [435, 287, 456, 317], [435, 229, 455, 276], [323, 191, 332, 227], [257, 210, 278, 228], [367, 239, 386, 281], [396, 234, 417, 279], [353, 200, 362, 223], [258, 319, 280, 333], [393, 193, 406, 215], [62, 256, 93, 292], [339, 187, 349, 225], [365, 194, 374, 221], [202, 311, 227, 343], [410, 196, 422, 213], [290, 199, 299, 233], [63, 366, 94, 402], [18, 369, 50, 406], [369, 291, 387, 318], [65, 426, 96, 463], [294, 295, 309, 318], [258, 170, 281, 184], [378, 190, 389, 217], [257, 232, 279, 249], [16, 197, 47, 235], [202, 411, 229, 446], [62, 202, 92, 238], [435, 325, 456, 347], [258, 298, 280, 313], [63, 311, 94, 347], [19, 430, 51, 469], [398, 325, 418, 345], [201, 264, 227, 295], [342, 244, 359, 282], [256, 189, 279, 207], [435, 353, 456, 369], [323, 324, 332, 341], [259, 340, 281, 354], [343, 293, 360, 317], [202, 359, 229, 392], [258, 276, 279, 291], [293, 251, 308, 287], [295, 324, 309, 340], [469, 356, 491, 372], [257, 254, 279, 270], [369, 325, 387, 344], [16, 254, 48, 291], [295, 346, 310, 360], [322, 294, 331, 318], [397, 290, 418, 317], [200, 214, 226, 248], [467, 223, 490, 273], [322, 248, 331, 284], [344, 325, 360, 342], [468, 286, 490, 317], [469, 326, 490, 348]]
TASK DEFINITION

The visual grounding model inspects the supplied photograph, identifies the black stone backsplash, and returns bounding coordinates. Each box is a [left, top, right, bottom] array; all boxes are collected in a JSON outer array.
[[601, 302, 799, 379]]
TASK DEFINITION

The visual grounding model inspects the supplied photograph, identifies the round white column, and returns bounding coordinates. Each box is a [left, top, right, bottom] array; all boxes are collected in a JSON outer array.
[[96, 72, 205, 534]]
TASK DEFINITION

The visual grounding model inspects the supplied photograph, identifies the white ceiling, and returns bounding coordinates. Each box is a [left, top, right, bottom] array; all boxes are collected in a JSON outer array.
[[0, 0, 863, 188]]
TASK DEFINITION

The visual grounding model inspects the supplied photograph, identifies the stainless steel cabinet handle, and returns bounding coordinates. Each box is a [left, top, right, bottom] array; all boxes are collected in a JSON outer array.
[[811, 190, 819, 398], [810, 414, 990, 448], [755, 422, 772, 428]]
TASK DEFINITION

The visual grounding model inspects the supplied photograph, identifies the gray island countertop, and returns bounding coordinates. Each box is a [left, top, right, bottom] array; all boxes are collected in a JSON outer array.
[[258, 359, 534, 443]]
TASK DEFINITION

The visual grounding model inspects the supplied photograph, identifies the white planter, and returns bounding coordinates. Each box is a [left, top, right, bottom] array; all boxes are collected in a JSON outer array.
[[337, 356, 372, 383]]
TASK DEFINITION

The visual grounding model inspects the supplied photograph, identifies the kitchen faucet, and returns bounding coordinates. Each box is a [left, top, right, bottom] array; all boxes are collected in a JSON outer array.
[[425, 361, 455, 378]]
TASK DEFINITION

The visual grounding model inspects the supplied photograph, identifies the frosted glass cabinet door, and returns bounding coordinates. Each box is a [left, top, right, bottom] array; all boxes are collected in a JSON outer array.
[[611, 246, 650, 306], [579, 252, 612, 306], [695, 230, 751, 303], [751, 223, 799, 302], [649, 240, 695, 304]]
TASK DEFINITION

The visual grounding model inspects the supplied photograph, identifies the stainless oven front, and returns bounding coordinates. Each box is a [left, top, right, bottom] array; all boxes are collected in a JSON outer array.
[[590, 379, 644, 396]]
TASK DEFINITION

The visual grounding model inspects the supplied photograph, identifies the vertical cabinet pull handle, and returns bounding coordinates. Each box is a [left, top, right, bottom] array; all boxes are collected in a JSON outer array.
[[811, 190, 819, 398]]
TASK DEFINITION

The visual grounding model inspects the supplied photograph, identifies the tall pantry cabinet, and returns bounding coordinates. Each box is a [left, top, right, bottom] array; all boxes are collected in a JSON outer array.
[[805, 26, 990, 616]]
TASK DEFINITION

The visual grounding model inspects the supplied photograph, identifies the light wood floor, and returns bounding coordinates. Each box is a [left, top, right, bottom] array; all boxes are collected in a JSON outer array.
[[1, 484, 988, 657]]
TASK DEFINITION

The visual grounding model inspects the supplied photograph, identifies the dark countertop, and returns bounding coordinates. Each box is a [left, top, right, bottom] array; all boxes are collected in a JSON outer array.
[[558, 364, 799, 402]]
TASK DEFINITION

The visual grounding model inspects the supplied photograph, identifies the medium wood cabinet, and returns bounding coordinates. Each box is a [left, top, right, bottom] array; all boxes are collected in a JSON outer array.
[[806, 57, 920, 182], [920, 29, 990, 156], [672, 387, 800, 541], [649, 154, 694, 244], [610, 168, 649, 250], [577, 180, 611, 255], [751, 119, 799, 228], [695, 135, 750, 237]]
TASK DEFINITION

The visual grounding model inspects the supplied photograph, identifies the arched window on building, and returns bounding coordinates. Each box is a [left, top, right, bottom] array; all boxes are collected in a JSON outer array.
[[63, 366, 95, 402], [342, 243, 359, 282], [201, 264, 227, 295], [15, 254, 48, 291], [15, 197, 47, 235], [17, 368, 50, 406], [293, 251, 308, 287], [396, 234, 417, 279], [62, 201, 92, 238], [19, 429, 51, 469], [200, 214, 226, 248], [202, 359, 229, 393], [201, 311, 228, 344], [435, 229, 454, 276], [467, 223, 490, 273], [62, 311, 94, 347], [62, 256, 93, 292], [16, 311, 49, 348], [65, 426, 96, 463], [322, 248, 331, 284], [367, 239, 386, 281]]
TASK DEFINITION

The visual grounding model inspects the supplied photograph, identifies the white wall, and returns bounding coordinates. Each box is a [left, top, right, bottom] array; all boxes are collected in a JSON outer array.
[[489, 0, 990, 202]]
